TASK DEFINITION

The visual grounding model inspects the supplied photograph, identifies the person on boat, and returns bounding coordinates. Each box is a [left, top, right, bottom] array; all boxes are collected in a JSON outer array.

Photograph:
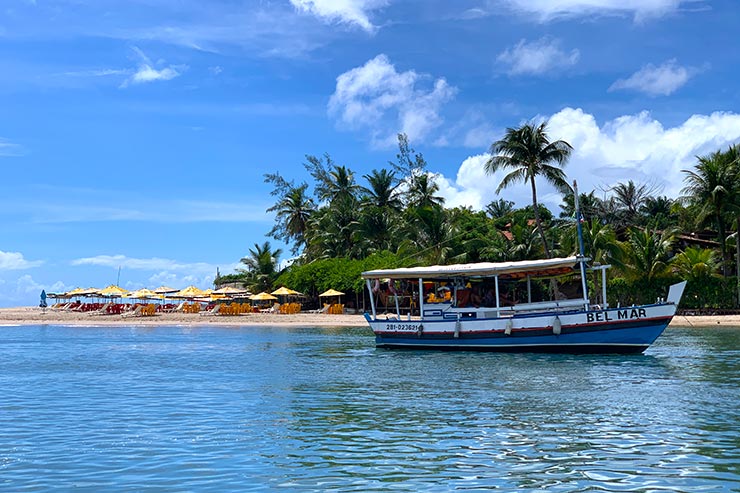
[[456, 286, 471, 307], [470, 286, 482, 307], [482, 288, 496, 307]]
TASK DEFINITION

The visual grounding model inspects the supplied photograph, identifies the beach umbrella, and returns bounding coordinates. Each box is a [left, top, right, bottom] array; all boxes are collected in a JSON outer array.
[[319, 289, 344, 297], [40, 290, 47, 308], [126, 288, 158, 299], [214, 286, 249, 296], [154, 286, 178, 295], [271, 286, 299, 296], [172, 285, 206, 299], [99, 285, 128, 297], [250, 292, 277, 301]]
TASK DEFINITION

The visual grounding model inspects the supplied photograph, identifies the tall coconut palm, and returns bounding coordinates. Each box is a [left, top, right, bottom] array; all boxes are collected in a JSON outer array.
[[484, 121, 572, 258], [682, 149, 736, 275], [408, 173, 445, 210], [361, 168, 402, 210], [266, 183, 315, 254]]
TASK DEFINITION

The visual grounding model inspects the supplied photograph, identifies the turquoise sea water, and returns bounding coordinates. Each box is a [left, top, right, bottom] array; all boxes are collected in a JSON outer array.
[[0, 325, 739, 492]]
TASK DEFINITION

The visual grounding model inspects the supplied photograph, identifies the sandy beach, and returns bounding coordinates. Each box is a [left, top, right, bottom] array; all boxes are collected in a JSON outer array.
[[0, 306, 369, 327], [0, 306, 737, 328]]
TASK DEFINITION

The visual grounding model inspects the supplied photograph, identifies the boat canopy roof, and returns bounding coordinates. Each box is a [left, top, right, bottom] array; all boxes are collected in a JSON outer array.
[[362, 256, 581, 280]]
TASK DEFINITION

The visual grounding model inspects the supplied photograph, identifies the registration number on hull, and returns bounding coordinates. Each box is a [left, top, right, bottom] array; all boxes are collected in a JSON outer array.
[[384, 323, 422, 332]]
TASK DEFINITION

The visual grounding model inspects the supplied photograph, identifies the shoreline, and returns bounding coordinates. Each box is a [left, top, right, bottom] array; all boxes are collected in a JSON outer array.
[[0, 307, 368, 327], [1, 307, 738, 328]]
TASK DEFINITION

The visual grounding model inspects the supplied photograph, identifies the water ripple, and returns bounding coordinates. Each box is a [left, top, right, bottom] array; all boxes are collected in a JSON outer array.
[[0, 326, 738, 491]]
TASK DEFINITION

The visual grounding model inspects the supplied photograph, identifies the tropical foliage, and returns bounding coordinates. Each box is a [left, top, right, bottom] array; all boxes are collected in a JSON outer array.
[[218, 127, 739, 311]]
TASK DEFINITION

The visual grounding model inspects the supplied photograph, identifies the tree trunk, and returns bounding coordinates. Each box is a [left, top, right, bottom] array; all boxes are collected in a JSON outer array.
[[530, 177, 551, 258], [718, 212, 728, 276]]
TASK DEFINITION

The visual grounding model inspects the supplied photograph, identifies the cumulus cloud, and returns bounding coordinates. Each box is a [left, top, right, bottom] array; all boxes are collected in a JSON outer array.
[[498, 37, 579, 76], [502, 0, 689, 22], [15, 275, 70, 295], [0, 251, 43, 270], [290, 0, 387, 32], [609, 59, 695, 96], [328, 54, 457, 147], [437, 108, 740, 211]]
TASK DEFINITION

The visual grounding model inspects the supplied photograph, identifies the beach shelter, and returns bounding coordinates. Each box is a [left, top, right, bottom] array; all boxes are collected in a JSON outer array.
[[319, 289, 344, 297], [250, 292, 277, 301], [153, 286, 178, 295], [319, 289, 345, 314], [214, 286, 249, 296], [99, 285, 128, 298], [249, 291, 277, 310], [126, 288, 159, 299], [271, 286, 300, 296], [172, 285, 206, 299]]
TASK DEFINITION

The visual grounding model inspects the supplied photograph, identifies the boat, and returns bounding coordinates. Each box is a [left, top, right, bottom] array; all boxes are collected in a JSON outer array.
[[361, 256, 686, 354]]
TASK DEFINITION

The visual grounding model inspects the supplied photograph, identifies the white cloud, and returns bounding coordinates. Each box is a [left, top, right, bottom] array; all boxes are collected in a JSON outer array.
[[609, 59, 695, 96], [437, 108, 740, 211], [497, 37, 579, 76], [0, 138, 23, 157], [290, 0, 387, 32], [67, 255, 243, 292], [58, 68, 127, 78], [502, 0, 689, 22], [0, 251, 43, 270], [70, 254, 229, 275], [328, 54, 457, 147], [15, 275, 70, 296], [120, 47, 186, 88]]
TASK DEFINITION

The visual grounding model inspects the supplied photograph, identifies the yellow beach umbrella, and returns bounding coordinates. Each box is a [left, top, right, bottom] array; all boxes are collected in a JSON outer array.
[[250, 292, 277, 301], [172, 285, 206, 298], [271, 286, 299, 296], [319, 289, 344, 297], [154, 286, 178, 295], [214, 286, 249, 296], [99, 285, 127, 297], [126, 288, 158, 299]]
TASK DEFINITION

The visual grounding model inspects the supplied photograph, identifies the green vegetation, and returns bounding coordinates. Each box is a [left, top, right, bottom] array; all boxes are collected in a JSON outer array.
[[223, 125, 740, 310]]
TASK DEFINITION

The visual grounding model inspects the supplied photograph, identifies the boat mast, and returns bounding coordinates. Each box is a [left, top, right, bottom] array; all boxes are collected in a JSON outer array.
[[573, 180, 590, 308]]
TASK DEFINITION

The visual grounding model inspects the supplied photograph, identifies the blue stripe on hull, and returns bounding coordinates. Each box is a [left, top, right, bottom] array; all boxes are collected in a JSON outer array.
[[375, 320, 669, 354]]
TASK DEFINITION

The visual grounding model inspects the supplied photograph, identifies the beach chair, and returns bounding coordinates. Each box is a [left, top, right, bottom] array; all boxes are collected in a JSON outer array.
[[88, 302, 113, 315], [309, 304, 330, 314], [200, 304, 221, 316], [260, 302, 280, 313], [168, 302, 186, 313], [121, 305, 143, 318]]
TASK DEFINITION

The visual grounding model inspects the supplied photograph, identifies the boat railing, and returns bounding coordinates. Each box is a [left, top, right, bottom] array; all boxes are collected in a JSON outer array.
[[492, 298, 587, 316]]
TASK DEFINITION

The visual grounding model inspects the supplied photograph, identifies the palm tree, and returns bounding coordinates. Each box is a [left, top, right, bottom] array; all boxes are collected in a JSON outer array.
[[361, 168, 402, 210], [610, 180, 655, 227], [484, 121, 572, 258], [408, 206, 455, 264], [485, 198, 515, 219], [408, 173, 444, 210], [672, 246, 720, 282], [682, 149, 736, 275], [239, 241, 283, 293], [615, 227, 675, 284], [266, 183, 315, 254]]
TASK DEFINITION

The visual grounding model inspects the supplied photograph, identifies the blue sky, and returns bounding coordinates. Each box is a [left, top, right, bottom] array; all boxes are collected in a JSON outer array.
[[2, 0, 740, 306]]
